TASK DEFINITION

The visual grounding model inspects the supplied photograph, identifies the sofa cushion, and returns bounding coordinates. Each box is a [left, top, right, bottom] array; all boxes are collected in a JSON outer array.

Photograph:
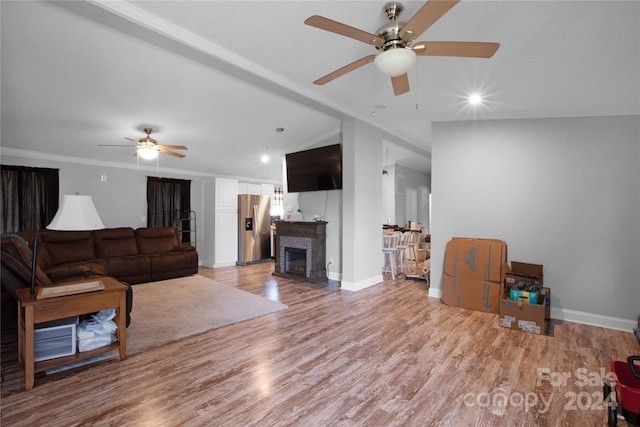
[[45, 260, 107, 282], [104, 255, 151, 284], [93, 227, 138, 258], [38, 231, 96, 266], [136, 227, 180, 255], [149, 251, 198, 282]]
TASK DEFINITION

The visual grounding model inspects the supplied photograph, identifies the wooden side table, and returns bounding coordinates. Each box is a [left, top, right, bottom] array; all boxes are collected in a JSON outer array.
[[15, 277, 128, 390]]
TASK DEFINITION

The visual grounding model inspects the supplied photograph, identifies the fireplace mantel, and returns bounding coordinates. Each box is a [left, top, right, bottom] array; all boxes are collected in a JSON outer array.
[[274, 221, 327, 282]]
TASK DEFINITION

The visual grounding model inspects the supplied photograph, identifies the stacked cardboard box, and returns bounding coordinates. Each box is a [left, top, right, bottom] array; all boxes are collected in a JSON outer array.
[[441, 238, 508, 314], [499, 261, 550, 334]]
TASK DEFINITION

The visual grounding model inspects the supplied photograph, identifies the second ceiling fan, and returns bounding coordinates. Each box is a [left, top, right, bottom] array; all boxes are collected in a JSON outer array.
[[305, 0, 500, 96], [98, 128, 187, 159]]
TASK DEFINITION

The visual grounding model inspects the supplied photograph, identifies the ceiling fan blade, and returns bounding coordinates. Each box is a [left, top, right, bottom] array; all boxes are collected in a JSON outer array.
[[314, 55, 376, 85], [399, 0, 460, 42], [158, 149, 185, 158], [413, 41, 499, 58], [305, 15, 381, 46], [391, 74, 410, 96], [97, 144, 136, 147], [158, 145, 188, 150], [124, 137, 138, 142]]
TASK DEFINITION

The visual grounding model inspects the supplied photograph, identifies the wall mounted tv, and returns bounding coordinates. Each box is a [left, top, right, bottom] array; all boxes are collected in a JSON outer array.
[[285, 144, 343, 193]]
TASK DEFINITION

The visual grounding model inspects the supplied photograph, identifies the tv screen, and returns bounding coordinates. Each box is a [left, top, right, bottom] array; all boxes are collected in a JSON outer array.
[[285, 144, 343, 193]]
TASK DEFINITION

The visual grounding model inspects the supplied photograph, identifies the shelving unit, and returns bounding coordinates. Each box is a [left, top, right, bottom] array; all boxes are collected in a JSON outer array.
[[175, 210, 197, 248]]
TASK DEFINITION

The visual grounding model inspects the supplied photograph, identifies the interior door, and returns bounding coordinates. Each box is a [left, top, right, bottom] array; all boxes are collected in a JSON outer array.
[[406, 187, 418, 225]]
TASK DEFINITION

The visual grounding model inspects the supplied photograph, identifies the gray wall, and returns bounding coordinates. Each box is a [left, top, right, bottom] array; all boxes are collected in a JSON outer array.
[[1, 152, 278, 266], [340, 118, 384, 290], [431, 115, 640, 329]]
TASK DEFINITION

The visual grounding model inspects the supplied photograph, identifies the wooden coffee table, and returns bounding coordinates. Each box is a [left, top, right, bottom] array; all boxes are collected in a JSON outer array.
[[15, 277, 128, 390]]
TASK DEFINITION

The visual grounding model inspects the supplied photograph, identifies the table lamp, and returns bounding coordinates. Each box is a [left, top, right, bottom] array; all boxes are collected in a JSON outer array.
[[31, 194, 105, 295]]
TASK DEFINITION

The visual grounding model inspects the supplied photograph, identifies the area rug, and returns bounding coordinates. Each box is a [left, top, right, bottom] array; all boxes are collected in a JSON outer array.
[[126, 274, 287, 354]]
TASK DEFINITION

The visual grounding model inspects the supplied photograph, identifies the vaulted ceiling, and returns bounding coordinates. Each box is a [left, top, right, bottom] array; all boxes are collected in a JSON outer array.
[[2, 1, 638, 182]]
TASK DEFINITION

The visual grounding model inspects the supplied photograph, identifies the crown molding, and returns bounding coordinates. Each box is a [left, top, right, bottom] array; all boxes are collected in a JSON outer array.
[[430, 106, 640, 122], [0, 147, 282, 185]]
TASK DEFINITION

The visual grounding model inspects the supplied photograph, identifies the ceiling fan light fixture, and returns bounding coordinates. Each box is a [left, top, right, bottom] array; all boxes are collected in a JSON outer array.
[[138, 146, 159, 160], [373, 48, 416, 77]]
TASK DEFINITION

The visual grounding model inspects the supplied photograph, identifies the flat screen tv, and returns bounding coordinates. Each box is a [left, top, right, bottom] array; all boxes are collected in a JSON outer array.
[[285, 144, 343, 193]]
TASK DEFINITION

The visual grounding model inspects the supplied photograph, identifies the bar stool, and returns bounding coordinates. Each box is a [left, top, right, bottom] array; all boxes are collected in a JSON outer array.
[[382, 232, 403, 279], [401, 231, 420, 274]]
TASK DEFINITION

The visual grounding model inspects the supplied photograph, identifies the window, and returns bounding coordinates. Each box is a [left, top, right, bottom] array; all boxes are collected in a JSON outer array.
[[0, 165, 59, 233], [146, 176, 191, 233]]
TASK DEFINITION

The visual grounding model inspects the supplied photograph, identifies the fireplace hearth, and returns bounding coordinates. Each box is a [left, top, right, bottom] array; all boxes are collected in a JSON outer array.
[[274, 221, 327, 282]]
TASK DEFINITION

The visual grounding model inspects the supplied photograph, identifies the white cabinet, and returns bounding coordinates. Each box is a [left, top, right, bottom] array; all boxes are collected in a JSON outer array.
[[247, 183, 262, 195], [214, 178, 238, 267], [216, 178, 238, 208], [261, 184, 275, 215]]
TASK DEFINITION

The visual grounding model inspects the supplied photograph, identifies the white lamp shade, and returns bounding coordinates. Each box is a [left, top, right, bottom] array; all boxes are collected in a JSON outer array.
[[373, 48, 417, 77], [47, 195, 105, 230], [138, 146, 159, 160]]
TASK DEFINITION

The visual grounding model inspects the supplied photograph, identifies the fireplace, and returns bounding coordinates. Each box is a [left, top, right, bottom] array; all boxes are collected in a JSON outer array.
[[285, 247, 307, 276], [274, 221, 327, 282]]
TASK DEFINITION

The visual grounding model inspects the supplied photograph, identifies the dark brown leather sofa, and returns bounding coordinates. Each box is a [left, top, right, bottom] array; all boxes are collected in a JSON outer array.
[[1, 226, 198, 326]]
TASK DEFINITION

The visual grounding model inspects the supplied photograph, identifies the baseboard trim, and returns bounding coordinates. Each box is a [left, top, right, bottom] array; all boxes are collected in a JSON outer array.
[[327, 271, 342, 281], [550, 307, 636, 332], [427, 287, 634, 332], [427, 287, 442, 299], [213, 261, 237, 268], [341, 274, 383, 292]]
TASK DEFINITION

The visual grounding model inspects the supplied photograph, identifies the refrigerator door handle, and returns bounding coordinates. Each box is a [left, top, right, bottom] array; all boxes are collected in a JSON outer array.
[[253, 205, 259, 239]]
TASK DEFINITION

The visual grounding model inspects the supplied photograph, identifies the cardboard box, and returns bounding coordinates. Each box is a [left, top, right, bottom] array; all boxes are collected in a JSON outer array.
[[442, 273, 501, 314], [444, 238, 507, 282], [499, 287, 550, 334], [505, 261, 544, 287]]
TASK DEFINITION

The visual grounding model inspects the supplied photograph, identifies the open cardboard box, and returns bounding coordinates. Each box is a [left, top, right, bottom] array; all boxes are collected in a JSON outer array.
[[499, 261, 550, 334]]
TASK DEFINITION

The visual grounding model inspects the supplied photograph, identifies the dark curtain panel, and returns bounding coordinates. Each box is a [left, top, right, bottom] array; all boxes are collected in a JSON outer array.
[[146, 177, 191, 241], [0, 165, 59, 233]]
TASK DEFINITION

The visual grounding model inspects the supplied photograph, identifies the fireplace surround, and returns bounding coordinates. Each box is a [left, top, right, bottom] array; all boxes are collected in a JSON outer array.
[[274, 221, 327, 282]]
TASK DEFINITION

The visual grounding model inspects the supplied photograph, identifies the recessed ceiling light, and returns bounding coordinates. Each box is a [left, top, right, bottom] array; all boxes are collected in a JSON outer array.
[[260, 155, 270, 164], [468, 94, 483, 105]]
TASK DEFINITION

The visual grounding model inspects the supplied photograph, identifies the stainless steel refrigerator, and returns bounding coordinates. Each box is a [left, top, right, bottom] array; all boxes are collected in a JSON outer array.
[[237, 194, 271, 265]]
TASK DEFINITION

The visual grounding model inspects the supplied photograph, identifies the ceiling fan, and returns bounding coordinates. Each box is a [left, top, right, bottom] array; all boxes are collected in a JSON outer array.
[[304, 0, 500, 96], [98, 128, 187, 159]]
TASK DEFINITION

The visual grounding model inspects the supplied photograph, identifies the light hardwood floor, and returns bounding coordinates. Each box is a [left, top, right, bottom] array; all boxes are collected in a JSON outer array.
[[1, 262, 637, 426]]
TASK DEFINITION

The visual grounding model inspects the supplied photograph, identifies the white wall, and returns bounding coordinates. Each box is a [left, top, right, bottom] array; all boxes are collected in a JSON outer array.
[[393, 164, 430, 227], [382, 164, 396, 225], [340, 118, 384, 290], [431, 115, 640, 330]]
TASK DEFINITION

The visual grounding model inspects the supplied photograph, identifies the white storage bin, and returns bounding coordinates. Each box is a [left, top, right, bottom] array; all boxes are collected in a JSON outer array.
[[34, 317, 77, 362]]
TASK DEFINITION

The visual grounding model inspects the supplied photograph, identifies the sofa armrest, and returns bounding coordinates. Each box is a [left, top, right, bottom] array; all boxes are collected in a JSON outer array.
[[177, 244, 196, 252]]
